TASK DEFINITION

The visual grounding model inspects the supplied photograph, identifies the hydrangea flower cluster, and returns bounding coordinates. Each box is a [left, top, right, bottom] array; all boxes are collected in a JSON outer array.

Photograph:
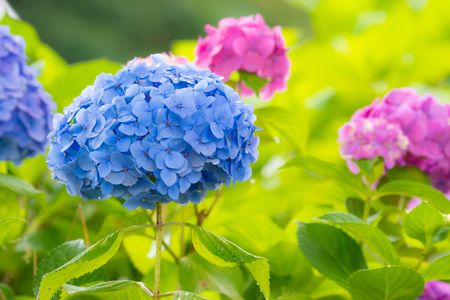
[[419, 281, 450, 300], [338, 118, 408, 172], [47, 54, 259, 209], [339, 88, 450, 193], [195, 14, 290, 100], [0, 26, 54, 163]]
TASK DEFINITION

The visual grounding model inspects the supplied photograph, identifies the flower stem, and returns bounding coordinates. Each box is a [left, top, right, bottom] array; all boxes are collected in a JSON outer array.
[[78, 204, 91, 246], [154, 202, 163, 299], [363, 196, 372, 221]]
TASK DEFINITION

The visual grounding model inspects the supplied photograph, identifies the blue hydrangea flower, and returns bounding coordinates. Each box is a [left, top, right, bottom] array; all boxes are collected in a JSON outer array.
[[47, 54, 259, 209], [0, 26, 55, 163]]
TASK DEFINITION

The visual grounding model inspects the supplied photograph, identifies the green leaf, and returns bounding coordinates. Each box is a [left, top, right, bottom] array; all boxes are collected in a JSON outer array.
[[179, 253, 244, 300], [60, 280, 151, 300], [38, 230, 123, 300], [346, 198, 365, 218], [355, 158, 384, 184], [255, 106, 308, 151], [0, 173, 42, 196], [34, 240, 86, 295], [374, 180, 450, 213], [0, 283, 14, 300], [405, 203, 445, 248], [288, 156, 367, 198], [422, 255, 450, 280], [319, 213, 399, 265], [189, 224, 270, 300], [239, 71, 268, 96], [297, 223, 367, 288], [348, 266, 424, 300], [172, 291, 207, 300], [0, 217, 27, 246]]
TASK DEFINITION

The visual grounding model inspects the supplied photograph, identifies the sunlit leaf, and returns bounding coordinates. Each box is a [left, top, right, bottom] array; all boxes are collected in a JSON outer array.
[[0, 174, 42, 196], [405, 203, 445, 248], [422, 255, 450, 281], [34, 240, 85, 296], [319, 212, 399, 265], [348, 266, 424, 300], [0, 217, 27, 246], [374, 180, 450, 213], [38, 231, 123, 300], [190, 225, 270, 300], [172, 291, 207, 300], [288, 156, 367, 198], [179, 253, 244, 300], [60, 280, 152, 300], [256, 106, 308, 151]]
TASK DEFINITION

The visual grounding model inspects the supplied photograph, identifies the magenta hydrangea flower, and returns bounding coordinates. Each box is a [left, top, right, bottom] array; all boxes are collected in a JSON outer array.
[[339, 88, 450, 193], [419, 281, 450, 300], [338, 118, 408, 172], [195, 14, 290, 100], [353, 88, 450, 172]]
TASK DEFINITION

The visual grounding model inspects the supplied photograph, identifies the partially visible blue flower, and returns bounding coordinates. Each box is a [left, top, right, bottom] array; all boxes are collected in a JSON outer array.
[[0, 26, 54, 163], [47, 54, 259, 209]]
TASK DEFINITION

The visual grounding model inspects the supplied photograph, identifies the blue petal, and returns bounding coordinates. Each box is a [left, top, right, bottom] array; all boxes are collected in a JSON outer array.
[[160, 169, 177, 186], [165, 151, 185, 169]]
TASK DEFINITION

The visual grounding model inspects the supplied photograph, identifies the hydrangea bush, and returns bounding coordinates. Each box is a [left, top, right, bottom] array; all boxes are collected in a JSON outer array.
[[0, 25, 54, 163], [47, 54, 259, 209], [195, 14, 290, 100]]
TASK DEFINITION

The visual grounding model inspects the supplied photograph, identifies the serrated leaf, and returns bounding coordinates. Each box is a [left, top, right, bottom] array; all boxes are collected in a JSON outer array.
[[0, 217, 26, 246], [348, 266, 424, 300], [34, 240, 86, 296], [61, 280, 151, 300], [179, 253, 244, 300], [319, 212, 399, 265], [38, 230, 123, 300], [374, 180, 450, 213], [288, 156, 367, 198], [405, 203, 445, 248], [172, 291, 207, 300], [189, 225, 270, 300], [422, 255, 450, 280], [297, 223, 367, 288], [0, 174, 41, 196], [255, 106, 308, 151]]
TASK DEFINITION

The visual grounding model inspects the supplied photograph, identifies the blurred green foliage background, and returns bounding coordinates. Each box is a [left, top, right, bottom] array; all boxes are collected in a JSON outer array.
[[11, 0, 309, 63], [1, 0, 450, 299]]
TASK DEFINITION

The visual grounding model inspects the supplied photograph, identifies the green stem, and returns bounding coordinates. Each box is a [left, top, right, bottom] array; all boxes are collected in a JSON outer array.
[[145, 210, 179, 263], [154, 202, 163, 299], [363, 196, 372, 221], [415, 250, 428, 271]]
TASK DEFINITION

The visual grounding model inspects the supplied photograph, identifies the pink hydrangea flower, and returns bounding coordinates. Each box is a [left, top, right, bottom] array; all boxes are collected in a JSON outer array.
[[419, 281, 450, 300], [338, 118, 408, 172], [195, 14, 290, 100], [339, 88, 450, 194], [354, 88, 450, 172]]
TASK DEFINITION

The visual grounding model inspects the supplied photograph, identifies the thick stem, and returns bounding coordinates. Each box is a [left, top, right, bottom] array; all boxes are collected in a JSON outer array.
[[154, 202, 163, 299]]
